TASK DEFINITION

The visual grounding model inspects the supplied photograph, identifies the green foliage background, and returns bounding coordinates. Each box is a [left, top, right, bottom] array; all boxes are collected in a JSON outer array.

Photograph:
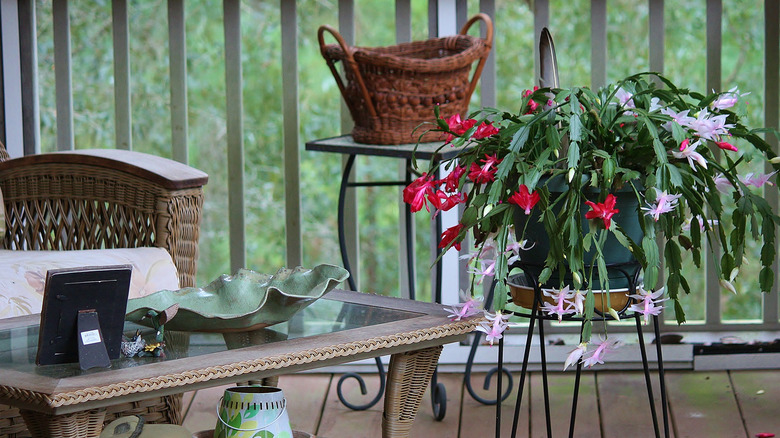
[[33, 0, 771, 322]]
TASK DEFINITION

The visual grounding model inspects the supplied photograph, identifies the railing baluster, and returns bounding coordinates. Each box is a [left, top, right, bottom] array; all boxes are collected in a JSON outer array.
[[396, 0, 413, 300], [53, 0, 74, 151], [168, 0, 188, 162], [282, 0, 302, 268], [480, 0, 496, 108], [225, 0, 246, 273], [705, 0, 723, 327], [15, 0, 40, 155], [590, 0, 607, 88], [112, 0, 132, 150], [19, 0, 39, 155], [764, 0, 780, 325], [648, 0, 664, 74]]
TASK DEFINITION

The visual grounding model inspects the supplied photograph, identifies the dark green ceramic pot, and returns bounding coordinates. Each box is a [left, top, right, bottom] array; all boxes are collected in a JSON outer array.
[[513, 176, 643, 290]]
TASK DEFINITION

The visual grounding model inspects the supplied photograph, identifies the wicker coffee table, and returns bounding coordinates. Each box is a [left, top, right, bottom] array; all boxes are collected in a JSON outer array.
[[0, 290, 477, 438]]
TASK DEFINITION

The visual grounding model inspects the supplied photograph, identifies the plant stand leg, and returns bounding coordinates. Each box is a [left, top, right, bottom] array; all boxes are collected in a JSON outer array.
[[538, 310, 552, 437], [510, 293, 540, 438], [653, 314, 670, 438], [635, 313, 662, 438], [568, 320, 587, 438], [496, 337, 504, 438]]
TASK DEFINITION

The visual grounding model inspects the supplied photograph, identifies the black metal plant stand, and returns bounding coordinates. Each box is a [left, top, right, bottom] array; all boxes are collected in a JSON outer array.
[[492, 261, 670, 438]]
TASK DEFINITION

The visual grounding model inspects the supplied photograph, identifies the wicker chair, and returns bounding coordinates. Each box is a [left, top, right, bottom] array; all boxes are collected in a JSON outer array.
[[0, 141, 207, 437]]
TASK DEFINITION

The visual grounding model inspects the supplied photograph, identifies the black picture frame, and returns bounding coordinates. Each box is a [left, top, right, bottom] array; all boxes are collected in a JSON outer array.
[[36, 265, 132, 366]]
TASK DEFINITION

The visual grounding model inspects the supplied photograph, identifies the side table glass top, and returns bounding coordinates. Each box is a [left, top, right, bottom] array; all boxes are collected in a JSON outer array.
[[0, 291, 419, 379], [305, 134, 461, 160]]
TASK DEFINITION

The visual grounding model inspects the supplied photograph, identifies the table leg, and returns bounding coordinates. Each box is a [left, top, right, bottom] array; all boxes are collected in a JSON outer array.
[[20, 408, 106, 438], [337, 154, 358, 291], [382, 345, 443, 438]]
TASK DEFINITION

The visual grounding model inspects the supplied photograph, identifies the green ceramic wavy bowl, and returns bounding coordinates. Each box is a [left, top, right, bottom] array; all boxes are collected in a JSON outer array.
[[125, 264, 349, 332]]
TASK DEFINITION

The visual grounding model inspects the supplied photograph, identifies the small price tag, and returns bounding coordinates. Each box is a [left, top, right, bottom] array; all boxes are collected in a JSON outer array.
[[80, 329, 102, 346]]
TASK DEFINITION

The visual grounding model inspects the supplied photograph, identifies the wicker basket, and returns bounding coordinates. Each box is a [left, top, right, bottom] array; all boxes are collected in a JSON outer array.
[[318, 13, 493, 145]]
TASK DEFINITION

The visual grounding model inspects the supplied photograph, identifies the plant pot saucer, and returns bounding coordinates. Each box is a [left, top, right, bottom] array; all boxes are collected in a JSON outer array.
[[506, 274, 633, 314]]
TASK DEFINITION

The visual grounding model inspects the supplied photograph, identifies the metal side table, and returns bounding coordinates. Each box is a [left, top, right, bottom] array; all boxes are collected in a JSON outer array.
[[305, 135, 459, 420]]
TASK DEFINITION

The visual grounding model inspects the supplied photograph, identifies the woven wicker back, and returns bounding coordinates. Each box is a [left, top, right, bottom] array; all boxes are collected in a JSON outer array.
[[0, 150, 206, 437], [0, 161, 204, 288]]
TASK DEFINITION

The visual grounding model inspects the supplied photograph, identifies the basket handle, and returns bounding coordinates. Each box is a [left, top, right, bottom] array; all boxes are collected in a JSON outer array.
[[459, 13, 494, 107], [317, 24, 378, 118]]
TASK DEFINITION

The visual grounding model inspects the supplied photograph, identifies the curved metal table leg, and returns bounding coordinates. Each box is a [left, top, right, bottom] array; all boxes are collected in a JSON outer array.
[[337, 154, 357, 292], [337, 357, 387, 410], [335, 156, 451, 418], [335, 153, 385, 410]]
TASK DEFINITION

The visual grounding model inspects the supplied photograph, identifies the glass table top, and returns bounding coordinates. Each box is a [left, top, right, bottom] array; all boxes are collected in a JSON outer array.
[[0, 293, 421, 379]]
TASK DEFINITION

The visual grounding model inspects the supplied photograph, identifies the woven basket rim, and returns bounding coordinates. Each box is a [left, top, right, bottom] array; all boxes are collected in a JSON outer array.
[[324, 34, 487, 73]]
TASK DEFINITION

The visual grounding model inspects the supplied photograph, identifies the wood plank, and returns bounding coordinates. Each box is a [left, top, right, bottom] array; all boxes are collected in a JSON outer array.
[[317, 371, 385, 437], [459, 371, 529, 437], [409, 372, 461, 437], [597, 371, 674, 438], [665, 371, 743, 438], [277, 373, 332, 435], [530, 371, 600, 437], [729, 370, 779, 437]]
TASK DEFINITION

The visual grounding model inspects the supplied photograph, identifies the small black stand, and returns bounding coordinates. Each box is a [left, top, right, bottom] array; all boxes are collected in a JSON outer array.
[[76, 310, 111, 370]]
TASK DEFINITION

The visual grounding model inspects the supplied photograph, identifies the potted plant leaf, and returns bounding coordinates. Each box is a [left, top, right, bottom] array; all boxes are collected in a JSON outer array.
[[404, 72, 780, 365]]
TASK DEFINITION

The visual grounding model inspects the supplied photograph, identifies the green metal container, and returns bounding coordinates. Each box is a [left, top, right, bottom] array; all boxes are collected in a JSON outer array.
[[215, 386, 294, 438]]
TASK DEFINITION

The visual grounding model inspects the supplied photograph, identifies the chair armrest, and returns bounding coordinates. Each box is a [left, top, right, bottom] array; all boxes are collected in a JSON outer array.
[[0, 149, 208, 287], [0, 149, 208, 190]]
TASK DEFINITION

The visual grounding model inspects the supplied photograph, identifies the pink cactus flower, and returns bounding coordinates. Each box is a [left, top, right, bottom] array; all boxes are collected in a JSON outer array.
[[541, 286, 577, 322], [446, 295, 483, 321], [581, 337, 622, 368], [628, 287, 668, 324], [475, 310, 511, 346], [642, 190, 682, 221]]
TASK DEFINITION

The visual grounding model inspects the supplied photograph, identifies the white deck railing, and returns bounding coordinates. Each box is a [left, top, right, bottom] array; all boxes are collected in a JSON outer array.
[[1, 0, 778, 342]]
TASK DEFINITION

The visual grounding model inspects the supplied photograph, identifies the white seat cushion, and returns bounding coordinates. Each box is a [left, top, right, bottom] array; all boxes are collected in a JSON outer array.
[[0, 247, 180, 318]]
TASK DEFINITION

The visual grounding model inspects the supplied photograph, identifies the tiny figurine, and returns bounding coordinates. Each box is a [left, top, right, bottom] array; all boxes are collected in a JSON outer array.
[[120, 330, 146, 357]]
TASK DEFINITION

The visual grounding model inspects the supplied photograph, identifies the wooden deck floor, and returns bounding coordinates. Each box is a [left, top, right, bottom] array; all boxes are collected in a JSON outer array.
[[181, 370, 778, 437]]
